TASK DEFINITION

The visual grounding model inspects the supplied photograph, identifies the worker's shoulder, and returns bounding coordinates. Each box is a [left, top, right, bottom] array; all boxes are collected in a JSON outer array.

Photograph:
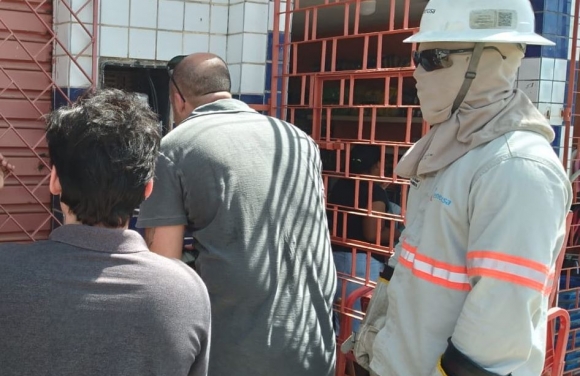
[[467, 131, 568, 188], [468, 131, 562, 171]]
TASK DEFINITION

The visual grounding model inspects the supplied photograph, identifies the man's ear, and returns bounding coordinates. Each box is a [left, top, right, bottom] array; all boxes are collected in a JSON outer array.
[[49, 167, 62, 196], [171, 90, 186, 112], [144, 179, 154, 200]]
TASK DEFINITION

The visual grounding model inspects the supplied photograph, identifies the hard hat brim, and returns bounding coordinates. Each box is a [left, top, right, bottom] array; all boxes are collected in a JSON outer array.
[[403, 30, 555, 46]]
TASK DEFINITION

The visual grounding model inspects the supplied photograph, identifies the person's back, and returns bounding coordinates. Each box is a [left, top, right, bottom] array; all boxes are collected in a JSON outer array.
[[140, 99, 336, 375], [0, 226, 209, 376], [0, 89, 211, 376]]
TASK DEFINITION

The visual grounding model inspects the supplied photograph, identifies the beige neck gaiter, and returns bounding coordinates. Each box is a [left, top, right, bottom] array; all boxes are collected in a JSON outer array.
[[395, 42, 555, 178]]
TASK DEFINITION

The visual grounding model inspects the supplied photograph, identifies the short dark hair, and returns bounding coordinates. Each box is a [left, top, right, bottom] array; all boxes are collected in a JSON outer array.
[[350, 145, 381, 174], [46, 89, 161, 227], [174, 57, 231, 98]]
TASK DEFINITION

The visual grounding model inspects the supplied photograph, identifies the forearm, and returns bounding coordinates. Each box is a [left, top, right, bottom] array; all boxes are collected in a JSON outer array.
[[440, 280, 542, 375], [144, 225, 185, 259], [380, 224, 400, 246]]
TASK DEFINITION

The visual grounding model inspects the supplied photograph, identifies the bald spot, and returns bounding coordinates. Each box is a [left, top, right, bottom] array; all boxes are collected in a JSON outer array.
[[173, 53, 231, 100]]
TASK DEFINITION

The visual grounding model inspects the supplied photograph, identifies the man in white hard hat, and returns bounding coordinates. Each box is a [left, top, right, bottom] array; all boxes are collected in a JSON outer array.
[[350, 0, 573, 375]]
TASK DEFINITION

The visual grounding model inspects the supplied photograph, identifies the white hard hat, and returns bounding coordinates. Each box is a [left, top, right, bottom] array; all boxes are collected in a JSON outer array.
[[404, 0, 554, 46]]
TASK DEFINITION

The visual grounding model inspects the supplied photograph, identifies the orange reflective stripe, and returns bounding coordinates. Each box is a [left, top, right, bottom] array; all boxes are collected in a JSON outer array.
[[402, 241, 468, 273], [468, 268, 551, 295], [468, 251, 550, 274], [401, 240, 416, 252], [467, 251, 552, 295], [400, 241, 471, 291]]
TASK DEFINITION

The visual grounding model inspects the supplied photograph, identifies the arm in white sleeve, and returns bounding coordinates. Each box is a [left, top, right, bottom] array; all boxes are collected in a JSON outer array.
[[441, 157, 571, 375]]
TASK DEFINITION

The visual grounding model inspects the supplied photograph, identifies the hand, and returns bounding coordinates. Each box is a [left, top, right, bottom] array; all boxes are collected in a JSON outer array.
[[0, 153, 15, 189]]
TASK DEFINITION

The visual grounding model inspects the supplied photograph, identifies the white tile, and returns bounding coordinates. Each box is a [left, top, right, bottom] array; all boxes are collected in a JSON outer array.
[[276, 2, 292, 31], [244, 3, 269, 33], [552, 81, 566, 104], [101, 0, 130, 26], [130, 0, 158, 28], [536, 102, 551, 119], [228, 3, 244, 35], [540, 58, 555, 80], [129, 28, 157, 59], [183, 33, 210, 54], [229, 63, 241, 93], [69, 56, 92, 88], [550, 104, 564, 125], [71, 0, 93, 24], [268, 2, 274, 31], [240, 63, 266, 93], [157, 31, 183, 60], [70, 23, 92, 56], [184, 3, 210, 33], [55, 1, 71, 24], [517, 80, 539, 103], [212, 0, 228, 4], [54, 56, 70, 87], [54, 23, 71, 57], [209, 35, 227, 59], [518, 58, 540, 80], [242, 33, 267, 63], [158, 0, 184, 31], [554, 59, 568, 82], [210, 5, 228, 34], [268, 0, 290, 32], [226, 34, 243, 64], [539, 80, 553, 103], [100, 26, 129, 58]]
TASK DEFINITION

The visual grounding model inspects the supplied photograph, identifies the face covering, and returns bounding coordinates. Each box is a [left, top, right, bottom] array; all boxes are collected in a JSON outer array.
[[395, 42, 555, 177], [414, 42, 473, 125]]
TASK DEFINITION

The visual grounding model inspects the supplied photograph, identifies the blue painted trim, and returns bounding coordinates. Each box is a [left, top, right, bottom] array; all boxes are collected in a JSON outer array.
[[240, 94, 265, 105]]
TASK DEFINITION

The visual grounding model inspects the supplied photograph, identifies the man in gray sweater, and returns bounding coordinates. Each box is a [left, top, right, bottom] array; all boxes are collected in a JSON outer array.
[[0, 89, 211, 376]]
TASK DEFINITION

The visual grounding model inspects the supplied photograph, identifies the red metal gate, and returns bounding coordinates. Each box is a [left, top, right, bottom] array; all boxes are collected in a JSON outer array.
[[269, 1, 421, 374], [0, 0, 98, 242]]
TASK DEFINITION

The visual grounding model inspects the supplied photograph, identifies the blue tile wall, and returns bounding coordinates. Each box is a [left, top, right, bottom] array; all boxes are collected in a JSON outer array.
[[266, 32, 286, 63], [240, 94, 265, 105], [265, 31, 285, 117], [552, 124, 563, 151], [53, 87, 87, 109], [530, 0, 571, 59], [532, 0, 572, 14]]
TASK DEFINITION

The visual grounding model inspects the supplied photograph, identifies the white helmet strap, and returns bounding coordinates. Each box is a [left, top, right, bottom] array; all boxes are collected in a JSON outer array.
[[451, 43, 485, 113]]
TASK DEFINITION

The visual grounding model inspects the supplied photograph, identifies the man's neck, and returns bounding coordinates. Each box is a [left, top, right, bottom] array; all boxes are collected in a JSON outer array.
[[63, 211, 128, 230], [193, 92, 232, 110]]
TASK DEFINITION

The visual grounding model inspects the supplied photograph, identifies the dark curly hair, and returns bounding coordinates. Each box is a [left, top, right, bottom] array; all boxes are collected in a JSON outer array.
[[46, 89, 161, 227]]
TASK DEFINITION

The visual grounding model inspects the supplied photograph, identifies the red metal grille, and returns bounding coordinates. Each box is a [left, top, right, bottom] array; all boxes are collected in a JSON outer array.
[[270, 2, 424, 374], [0, 0, 98, 242]]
